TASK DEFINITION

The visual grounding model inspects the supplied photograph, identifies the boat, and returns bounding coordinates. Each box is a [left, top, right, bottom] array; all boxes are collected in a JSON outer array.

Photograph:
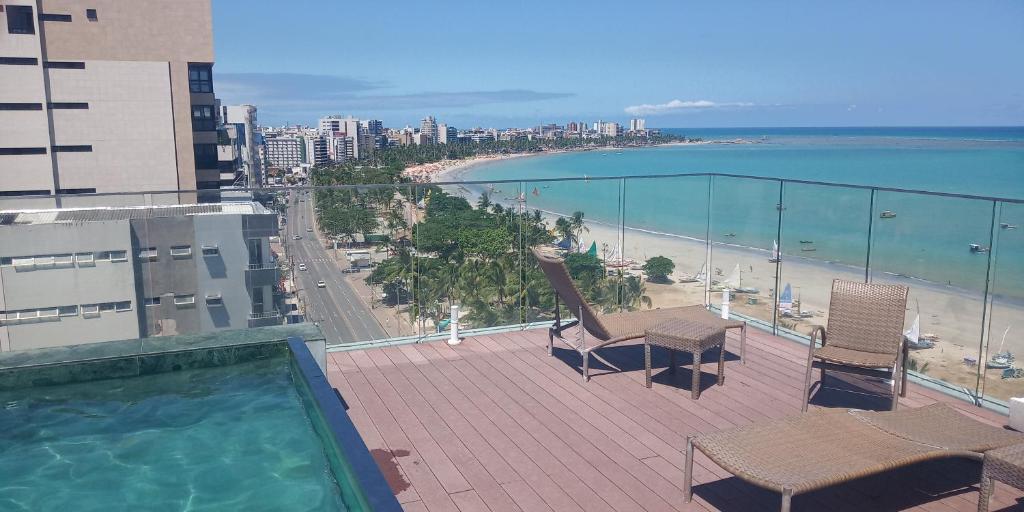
[[904, 311, 934, 350], [778, 283, 793, 315], [768, 240, 780, 263], [723, 233, 736, 238], [880, 210, 897, 219], [776, 203, 786, 211], [969, 243, 990, 253], [800, 247, 817, 252], [678, 263, 704, 283], [1000, 223, 1018, 230], [799, 240, 813, 244], [725, 264, 759, 294], [988, 326, 1014, 369]]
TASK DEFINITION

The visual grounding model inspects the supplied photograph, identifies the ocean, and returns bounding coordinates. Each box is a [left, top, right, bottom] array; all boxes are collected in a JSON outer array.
[[451, 127, 1024, 300]]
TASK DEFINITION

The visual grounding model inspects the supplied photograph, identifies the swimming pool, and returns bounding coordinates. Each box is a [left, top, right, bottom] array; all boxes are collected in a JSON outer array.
[[0, 329, 398, 511]]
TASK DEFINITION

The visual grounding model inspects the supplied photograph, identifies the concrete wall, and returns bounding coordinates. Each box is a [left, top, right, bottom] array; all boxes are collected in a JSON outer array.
[[0, 221, 140, 350], [194, 214, 252, 332], [131, 217, 199, 337]]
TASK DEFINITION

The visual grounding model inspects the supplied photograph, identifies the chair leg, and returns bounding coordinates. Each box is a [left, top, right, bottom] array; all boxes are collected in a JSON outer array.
[[781, 488, 793, 512], [977, 476, 993, 512], [717, 344, 726, 386], [740, 323, 747, 364], [692, 350, 702, 400], [802, 353, 816, 413], [582, 350, 590, 383], [645, 343, 653, 389], [684, 436, 695, 503]]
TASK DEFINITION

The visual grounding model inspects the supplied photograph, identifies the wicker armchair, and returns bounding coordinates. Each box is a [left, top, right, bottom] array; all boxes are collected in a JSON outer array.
[[802, 279, 909, 412], [532, 247, 746, 382]]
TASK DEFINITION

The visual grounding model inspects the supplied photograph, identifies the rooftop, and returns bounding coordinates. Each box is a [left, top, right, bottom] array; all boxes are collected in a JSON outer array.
[[327, 327, 1023, 512], [0, 202, 269, 225]]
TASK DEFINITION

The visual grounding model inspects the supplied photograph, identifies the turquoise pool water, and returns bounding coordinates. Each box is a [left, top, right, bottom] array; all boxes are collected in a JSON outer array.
[[0, 356, 349, 511]]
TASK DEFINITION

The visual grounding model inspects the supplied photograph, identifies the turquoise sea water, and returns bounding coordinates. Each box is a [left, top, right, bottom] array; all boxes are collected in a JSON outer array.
[[0, 357, 348, 511], [455, 127, 1024, 299]]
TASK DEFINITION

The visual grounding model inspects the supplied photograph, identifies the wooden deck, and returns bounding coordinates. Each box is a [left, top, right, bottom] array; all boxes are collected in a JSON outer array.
[[326, 326, 1024, 511]]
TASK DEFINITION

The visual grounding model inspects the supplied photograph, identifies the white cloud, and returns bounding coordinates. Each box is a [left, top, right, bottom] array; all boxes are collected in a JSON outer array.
[[624, 99, 755, 116]]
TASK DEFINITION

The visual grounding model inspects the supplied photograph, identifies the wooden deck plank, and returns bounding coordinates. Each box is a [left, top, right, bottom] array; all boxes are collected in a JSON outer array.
[[326, 326, 1024, 512]]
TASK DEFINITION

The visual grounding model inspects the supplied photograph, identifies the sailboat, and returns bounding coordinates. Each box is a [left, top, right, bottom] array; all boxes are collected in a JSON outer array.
[[778, 283, 793, 316], [725, 264, 760, 294], [768, 240, 780, 263], [905, 301, 934, 349], [988, 326, 1014, 369]]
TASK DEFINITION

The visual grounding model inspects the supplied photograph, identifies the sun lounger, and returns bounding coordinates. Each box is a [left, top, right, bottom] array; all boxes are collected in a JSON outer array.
[[685, 403, 1024, 512]]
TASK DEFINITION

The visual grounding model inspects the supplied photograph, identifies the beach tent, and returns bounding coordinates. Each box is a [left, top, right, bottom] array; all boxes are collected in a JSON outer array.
[[586, 242, 597, 258], [779, 283, 793, 313]]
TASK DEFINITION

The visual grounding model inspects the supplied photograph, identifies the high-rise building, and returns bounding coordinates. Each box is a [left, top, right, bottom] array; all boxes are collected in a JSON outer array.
[[602, 122, 623, 137], [0, 0, 219, 205], [319, 116, 362, 159], [305, 136, 329, 166], [437, 124, 457, 144], [264, 136, 302, 169], [629, 118, 646, 132], [419, 116, 437, 144], [221, 105, 263, 187], [0, 202, 279, 351], [330, 136, 354, 162]]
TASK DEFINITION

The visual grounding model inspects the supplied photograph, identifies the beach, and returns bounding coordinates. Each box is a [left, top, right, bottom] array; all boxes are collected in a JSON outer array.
[[402, 152, 544, 182]]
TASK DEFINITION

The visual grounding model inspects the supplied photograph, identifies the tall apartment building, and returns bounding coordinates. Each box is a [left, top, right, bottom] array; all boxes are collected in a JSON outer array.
[[437, 124, 457, 144], [221, 105, 263, 187], [264, 136, 302, 169], [629, 118, 646, 132], [319, 115, 361, 159], [602, 122, 623, 137], [0, 0, 219, 204], [305, 135, 329, 166], [419, 116, 437, 144], [0, 202, 280, 351]]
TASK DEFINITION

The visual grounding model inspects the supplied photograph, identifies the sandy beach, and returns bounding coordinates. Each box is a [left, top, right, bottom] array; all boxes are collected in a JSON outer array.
[[402, 152, 542, 183]]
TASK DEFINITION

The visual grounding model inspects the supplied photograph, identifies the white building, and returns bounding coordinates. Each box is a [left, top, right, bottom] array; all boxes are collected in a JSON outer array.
[[602, 122, 623, 137], [221, 105, 263, 187], [629, 118, 646, 132], [437, 124, 457, 144], [319, 115, 362, 159], [419, 116, 437, 144], [264, 136, 302, 169]]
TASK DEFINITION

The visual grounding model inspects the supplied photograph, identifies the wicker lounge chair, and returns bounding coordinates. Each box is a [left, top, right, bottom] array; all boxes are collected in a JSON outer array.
[[685, 403, 1024, 512], [803, 279, 910, 412], [532, 248, 745, 382]]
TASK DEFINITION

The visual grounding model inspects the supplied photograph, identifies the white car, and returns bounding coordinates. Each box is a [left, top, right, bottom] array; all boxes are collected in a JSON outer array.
[[316, 280, 326, 288], [292, 235, 301, 240], [298, 264, 307, 271], [306, 227, 313, 232]]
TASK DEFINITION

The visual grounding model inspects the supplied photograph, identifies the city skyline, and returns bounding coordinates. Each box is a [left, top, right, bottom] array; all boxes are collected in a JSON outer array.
[[212, 1, 1024, 128]]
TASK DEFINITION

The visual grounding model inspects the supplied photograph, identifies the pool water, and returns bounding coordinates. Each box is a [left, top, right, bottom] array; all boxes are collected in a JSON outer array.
[[0, 356, 349, 511]]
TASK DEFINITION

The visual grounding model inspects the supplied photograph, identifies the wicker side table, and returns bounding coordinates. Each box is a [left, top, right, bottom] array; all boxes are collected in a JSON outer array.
[[645, 319, 727, 399], [979, 442, 1024, 512]]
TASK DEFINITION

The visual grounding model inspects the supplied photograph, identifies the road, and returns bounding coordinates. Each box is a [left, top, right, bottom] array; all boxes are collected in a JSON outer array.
[[284, 191, 388, 343]]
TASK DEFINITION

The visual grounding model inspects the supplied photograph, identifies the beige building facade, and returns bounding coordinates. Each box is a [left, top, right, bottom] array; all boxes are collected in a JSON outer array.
[[0, 0, 217, 205]]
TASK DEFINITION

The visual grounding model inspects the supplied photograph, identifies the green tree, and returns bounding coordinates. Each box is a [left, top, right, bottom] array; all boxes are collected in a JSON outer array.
[[642, 256, 675, 283]]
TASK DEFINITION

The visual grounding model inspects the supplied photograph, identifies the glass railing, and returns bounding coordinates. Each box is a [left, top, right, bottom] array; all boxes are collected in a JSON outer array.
[[0, 175, 1021, 411]]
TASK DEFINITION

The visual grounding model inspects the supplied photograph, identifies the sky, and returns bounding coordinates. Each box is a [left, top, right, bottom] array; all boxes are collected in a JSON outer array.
[[211, 0, 1024, 129]]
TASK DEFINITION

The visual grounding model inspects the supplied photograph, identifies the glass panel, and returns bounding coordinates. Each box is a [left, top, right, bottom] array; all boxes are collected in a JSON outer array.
[[621, 175, 710, 312], [869, 191, 994, 397], [980, 201, 1024, 404], [707, 176, 782, 329], [522, 177, 623, 326], [777, 183, 873, 337]]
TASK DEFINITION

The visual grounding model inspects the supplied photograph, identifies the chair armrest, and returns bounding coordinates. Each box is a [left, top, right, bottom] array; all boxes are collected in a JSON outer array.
[[809, 325, 826, 348]]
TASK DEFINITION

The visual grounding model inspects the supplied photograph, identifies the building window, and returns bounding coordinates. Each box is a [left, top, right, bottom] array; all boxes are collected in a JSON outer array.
[[86, 9, 97, 21], [108, 250, 128, 262], [188, 64, 213, 93], [174, 294, 196, 306], [0, 189, 50, 196], [201, 245, 220, 256], [48, 102, 88, 109], [0, 103, 43, 110], [58, 305, 79, 317], [57, 188, 96, 194], [205, 294, 223, 306], [115, 301, 132, 312], [53, 254, 74, 267], [191, 105, 216, 131], [81, 304, 100, 317], [0, 148, 47, 155], [193, 143, 217, 168], [138, 247, 158, 261], [6, 5, 35, 34], [0, 57, 38, 65], [75, 252, 94, 265], [144, 297, 161, 307], [99, 302, 116, 313], [52, 145, 92, 152], [44, 61, 85, 69], [38, 13, 72, 22], [170, 245, 192, 258]]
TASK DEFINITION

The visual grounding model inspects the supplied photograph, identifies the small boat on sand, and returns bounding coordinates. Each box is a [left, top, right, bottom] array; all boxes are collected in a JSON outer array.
[[768, 240, 780, 263]]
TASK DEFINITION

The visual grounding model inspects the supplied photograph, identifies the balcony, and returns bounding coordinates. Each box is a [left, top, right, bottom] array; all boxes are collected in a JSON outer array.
[[248, 310, 282, 327], [246, 261, 279, 287], [327, 327, 1022, 511]]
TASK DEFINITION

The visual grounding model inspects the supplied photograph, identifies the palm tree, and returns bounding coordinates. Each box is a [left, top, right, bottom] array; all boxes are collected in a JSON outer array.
[[569, 211, 588, 249]]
